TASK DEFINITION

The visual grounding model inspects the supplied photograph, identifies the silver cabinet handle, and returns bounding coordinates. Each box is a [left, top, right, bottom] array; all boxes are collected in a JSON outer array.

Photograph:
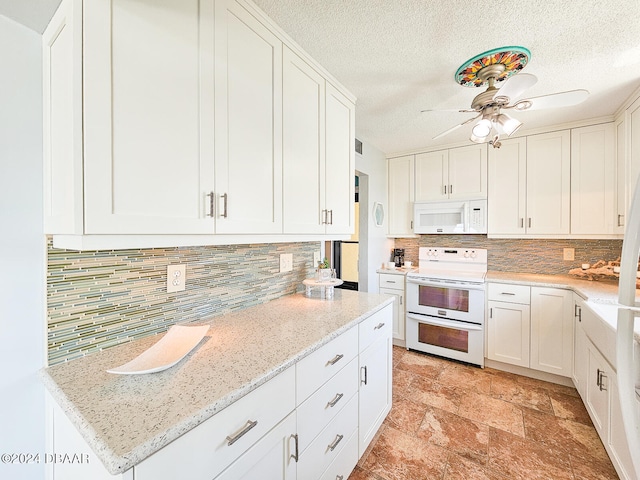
[[443, 185, 447, 195], [226, 420, 257, 446], [322, 209, 328, 225], [385, 280, 397, 284], [361, 366, 368, 385], [206, 192, 215, 217], [290, 433, 299, 462], [597, 369, 607, 391], [326, 353, 344, 366], [337, 476, 344, 480], [520, 218, 524, 228], [220, 193, 228, 218], [489, 308, 493, 319], [450, 184, 453, 195], [327, 392, 344, 408], [329, 209, 333, 225], [327, 434, 344, 451], [374, 322, 385, 330], [618, 214, 624, 227], [528, 218, 532, 228], [575, 305, 582, 322], [500, 292, 516, 296]]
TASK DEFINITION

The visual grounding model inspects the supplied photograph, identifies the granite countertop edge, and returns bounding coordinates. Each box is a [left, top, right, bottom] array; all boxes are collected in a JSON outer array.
[[42, 291, 394, 475]]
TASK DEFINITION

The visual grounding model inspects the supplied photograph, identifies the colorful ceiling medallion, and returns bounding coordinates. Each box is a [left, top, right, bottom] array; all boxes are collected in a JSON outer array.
[[455, 46, 531, 88]]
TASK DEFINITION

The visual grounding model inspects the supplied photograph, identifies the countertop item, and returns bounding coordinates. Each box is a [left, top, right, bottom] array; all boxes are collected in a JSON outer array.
[[41, 290, 393, 475]]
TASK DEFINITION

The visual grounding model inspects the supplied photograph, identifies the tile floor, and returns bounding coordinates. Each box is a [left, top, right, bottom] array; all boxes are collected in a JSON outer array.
[[349, 346, 619, 480]]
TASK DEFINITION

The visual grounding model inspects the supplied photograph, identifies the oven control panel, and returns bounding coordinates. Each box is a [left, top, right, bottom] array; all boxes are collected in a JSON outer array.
[[419, 247, 487, 264]]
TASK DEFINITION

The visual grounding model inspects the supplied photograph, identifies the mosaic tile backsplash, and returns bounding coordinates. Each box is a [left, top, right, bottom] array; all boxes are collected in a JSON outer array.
[[393, 235, 623, 274], [47, 240, 318, 365]]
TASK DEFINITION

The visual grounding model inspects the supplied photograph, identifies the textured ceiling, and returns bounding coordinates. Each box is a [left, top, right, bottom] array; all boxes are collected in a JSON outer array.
[[4, 0, 640, 155], [253, 0, 640, 155]]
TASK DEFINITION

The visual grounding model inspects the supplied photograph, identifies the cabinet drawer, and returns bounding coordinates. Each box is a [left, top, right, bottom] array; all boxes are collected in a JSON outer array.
[[379, 273, 404, 290], [359, 304, 393, 353], [296, 326, 358, 403], [297, 356, 358, 452], [319, 428, 358, 480], [488, 283, 530, 304], [297, 393, 358, 480], [135, 367, 295, 480]]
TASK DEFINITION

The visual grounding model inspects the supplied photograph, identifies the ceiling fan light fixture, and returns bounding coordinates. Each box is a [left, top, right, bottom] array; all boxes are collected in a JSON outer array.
[[497, 113, 523, 136], [471, 118, 492, 138], [470, 131, 489, 144]]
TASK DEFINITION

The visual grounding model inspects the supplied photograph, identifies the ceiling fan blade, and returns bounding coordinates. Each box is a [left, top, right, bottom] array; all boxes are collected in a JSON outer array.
[[421, 108, 476, 113], [514, 89, 589, 111], [493, 73, 537, 103], [432, 114, 480, 140]]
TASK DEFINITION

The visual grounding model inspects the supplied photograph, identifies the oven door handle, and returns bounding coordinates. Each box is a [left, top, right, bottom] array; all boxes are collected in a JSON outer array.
[[406, 313, 483, 331], [406, 277, 485, 291]]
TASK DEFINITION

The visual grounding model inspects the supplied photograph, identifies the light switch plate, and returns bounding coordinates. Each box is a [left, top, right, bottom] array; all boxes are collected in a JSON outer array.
[[563, 248, 575, 261], [313, 251, 321, 266], [167, 264, 186, 293], [280, 254, 293, 273]]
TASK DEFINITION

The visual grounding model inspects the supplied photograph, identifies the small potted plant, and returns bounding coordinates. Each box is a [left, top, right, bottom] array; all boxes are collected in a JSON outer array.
[[317, 257, 332, 282]]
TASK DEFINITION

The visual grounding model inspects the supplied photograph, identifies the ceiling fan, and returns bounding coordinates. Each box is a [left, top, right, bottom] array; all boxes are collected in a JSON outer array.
[[426, 47, 589, 148]]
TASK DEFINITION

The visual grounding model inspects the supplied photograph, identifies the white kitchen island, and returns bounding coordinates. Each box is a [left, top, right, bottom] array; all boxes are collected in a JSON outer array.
[[41, 290, 393, 479]]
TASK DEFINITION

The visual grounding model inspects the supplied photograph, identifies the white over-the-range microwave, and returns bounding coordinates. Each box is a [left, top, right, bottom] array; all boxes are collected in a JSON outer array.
[[413, 199, 487, 234]]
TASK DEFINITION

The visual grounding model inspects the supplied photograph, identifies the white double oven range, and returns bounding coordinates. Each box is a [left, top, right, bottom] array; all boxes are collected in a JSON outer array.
[[406, 247, 487, 367]]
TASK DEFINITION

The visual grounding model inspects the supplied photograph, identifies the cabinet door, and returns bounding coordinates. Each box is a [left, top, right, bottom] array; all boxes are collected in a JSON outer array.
[[282, 47, 325, 234], [358, 334, 392, 456], [572, 299, 589, 399], [387, 155, 415, 236], [628, 96, 640, 208], [487, 137, 527, 234], [448, 144, 488, 199], [586, 343, 610, 437], [487, 301, 530, 368], [415, 150, 447, 201], [215, 412, 297, 480], [43, 0, 83, 234], [530, 287, 574, 377], [379, 287, 404, 341], [325, 83, 355, 235], [571, 124, 616, 234], [526, 130, 571, 234], [83, 0, 214, 234], [215, 0, 283, 234], [615, 116, 627, 233]]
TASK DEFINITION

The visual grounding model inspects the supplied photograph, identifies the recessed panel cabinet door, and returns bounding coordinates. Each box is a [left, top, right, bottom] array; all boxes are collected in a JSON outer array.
[[387, 155, 415, 236], [525, 130, 571, 234], [282, 47, 325, 234], [215, 0, 283, 234], [83, 0, 215, 234], [325, 83, 355, 235]]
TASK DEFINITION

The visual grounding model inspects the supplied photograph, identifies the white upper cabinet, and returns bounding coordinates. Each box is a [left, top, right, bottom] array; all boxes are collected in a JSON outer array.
[[83, 0, 215, 234], [415, 145, 487, 201], [214, 0, 283, 234], [324, 83, 355, 235], [283, 47, 325, 234], [526, 130, 571, 235], [43, 0, 83, 234], [43, 0, 355, 247], [387, 155, 415, 237], [488, 137, 527, 235], [615, 116, 627, 233], [282, 49, 354, 235], [570, 123, 615, 235]]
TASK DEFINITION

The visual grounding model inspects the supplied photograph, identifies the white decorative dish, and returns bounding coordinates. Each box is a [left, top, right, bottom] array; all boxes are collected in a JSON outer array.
[[107, 324, 210, 375]]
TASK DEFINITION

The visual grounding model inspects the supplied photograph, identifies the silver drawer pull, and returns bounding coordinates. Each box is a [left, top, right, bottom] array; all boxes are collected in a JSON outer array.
[[385, 280, 397, 284], [226, 420, 258, 446], [326, 353, 344, 366], [500, 292, 516, 296], [327, 434, 344, 451], [290, 433, 299, 462], [337, 476, 344, 480], [327, 392, 344, 408], [374, 322, 385, 330]]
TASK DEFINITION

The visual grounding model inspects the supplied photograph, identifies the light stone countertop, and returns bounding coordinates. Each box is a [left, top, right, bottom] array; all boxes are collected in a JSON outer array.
[[376, 266, 416, 275], [41, 290, 393, 475]]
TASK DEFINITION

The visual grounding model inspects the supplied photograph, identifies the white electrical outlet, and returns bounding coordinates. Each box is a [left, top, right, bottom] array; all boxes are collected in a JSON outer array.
[[280, 254, 293, 273], [563, 248, 575, 261], [167, 264, 186, 293], [313, 251, 321, 266]]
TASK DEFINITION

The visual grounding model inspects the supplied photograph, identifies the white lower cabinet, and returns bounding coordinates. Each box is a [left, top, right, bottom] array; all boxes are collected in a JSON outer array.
[[48, 305, 392, 480], [378, 273, 405, 343], [358, 307, 393, 456], [487, 283, 573, 377], [216, 412, 298, 480], [573, 301, 636, 480]]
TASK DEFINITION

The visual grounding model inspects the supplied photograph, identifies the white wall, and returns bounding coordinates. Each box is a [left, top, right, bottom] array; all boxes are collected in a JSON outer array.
[[0, 15, 46, 480], [356, 140, 393, 293]]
